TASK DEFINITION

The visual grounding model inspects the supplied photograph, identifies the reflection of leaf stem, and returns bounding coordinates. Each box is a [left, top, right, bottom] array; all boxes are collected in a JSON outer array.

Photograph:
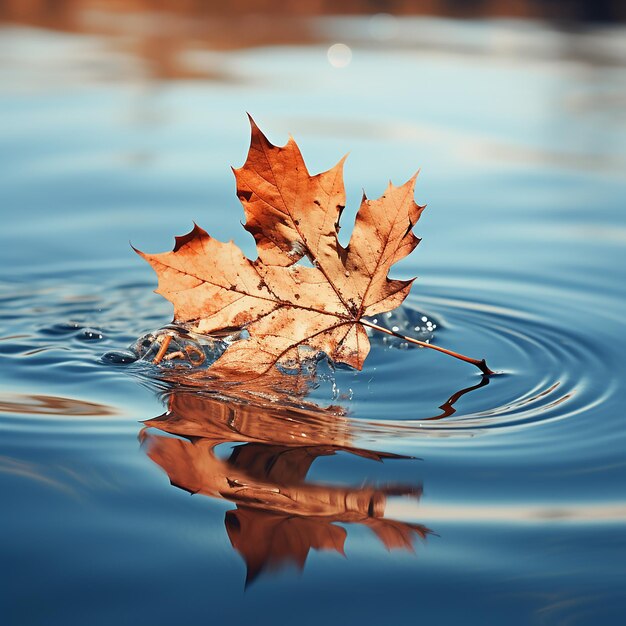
[[428, 374, 490, 420], [360, 319, 494, 375]]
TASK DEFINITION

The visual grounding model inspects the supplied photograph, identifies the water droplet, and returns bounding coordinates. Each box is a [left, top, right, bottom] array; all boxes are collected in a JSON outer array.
[[101, 350, 136, 365], [78, 328, 104, 342]]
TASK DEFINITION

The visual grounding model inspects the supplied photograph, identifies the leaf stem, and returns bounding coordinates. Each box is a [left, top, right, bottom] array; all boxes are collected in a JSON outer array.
[[359, 319, 494, 376], [153, 334, 172, 365]]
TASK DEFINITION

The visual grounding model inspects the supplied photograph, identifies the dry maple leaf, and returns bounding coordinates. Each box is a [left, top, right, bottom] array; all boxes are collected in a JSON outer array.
[[137, 117, 492, 380]]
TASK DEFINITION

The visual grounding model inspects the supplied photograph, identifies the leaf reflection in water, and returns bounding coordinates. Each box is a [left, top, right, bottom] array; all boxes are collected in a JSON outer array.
[[140, 391, 432, 585]]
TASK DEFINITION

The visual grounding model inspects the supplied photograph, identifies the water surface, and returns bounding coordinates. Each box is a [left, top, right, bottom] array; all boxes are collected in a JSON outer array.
[[1, 16, 626, 625]]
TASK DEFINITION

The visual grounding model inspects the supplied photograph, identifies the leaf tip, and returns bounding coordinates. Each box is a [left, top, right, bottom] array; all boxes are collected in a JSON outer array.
[[130, 241, 145, 258], [247, 113, 266, 142], [339, 152, 350, 165], [246, 113, 265, 140], [173, 223, 207, 252]]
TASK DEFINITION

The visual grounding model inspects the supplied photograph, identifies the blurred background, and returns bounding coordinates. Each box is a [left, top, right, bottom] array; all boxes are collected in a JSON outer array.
[[2, 1, 625, 81], [1, 0, 624, 273]]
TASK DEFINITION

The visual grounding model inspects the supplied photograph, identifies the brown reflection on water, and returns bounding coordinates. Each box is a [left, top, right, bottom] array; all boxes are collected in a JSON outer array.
[[141, 391, 431, 585], [0, 393, 117, 416], [2, 1, 623, 81], [0, 0, 320, 80], [2, 0, 622, 29]]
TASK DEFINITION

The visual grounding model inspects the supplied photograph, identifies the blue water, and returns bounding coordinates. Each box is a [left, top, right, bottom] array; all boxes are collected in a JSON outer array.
[[1, 17, 626, 625]]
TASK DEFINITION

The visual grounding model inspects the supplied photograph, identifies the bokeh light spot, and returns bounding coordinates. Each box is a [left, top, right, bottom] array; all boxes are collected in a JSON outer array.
[[327, 43, 352, 68]]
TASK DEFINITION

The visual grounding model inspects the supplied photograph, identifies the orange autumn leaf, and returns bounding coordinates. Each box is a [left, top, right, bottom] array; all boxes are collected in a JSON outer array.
[[137, 117, 491, 380]]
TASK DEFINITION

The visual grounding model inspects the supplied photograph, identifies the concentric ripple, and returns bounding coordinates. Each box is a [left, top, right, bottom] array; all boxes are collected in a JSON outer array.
[[340, 276, 623, 462], [1, 267, 622, 461]]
